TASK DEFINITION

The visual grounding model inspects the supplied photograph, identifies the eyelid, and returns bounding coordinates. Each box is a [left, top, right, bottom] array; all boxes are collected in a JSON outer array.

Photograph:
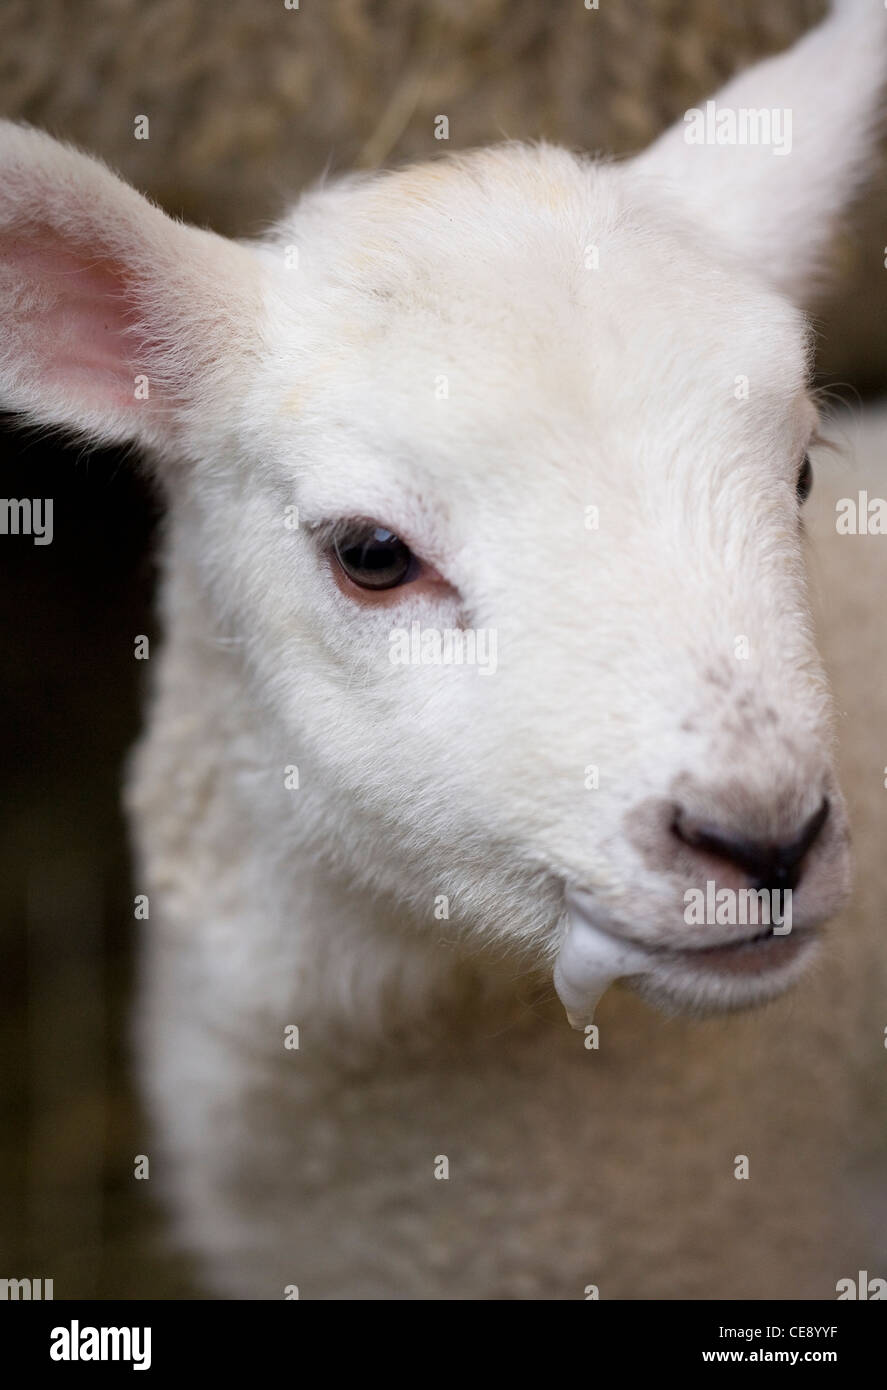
[[802, 396, 822, 446], [307, 516, 414, 550], [307, 515, 448, 579], [305, 517, 364, 551]]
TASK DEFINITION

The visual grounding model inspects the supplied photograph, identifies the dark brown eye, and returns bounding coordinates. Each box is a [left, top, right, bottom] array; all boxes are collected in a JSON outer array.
[[332, 523, 415, 590], [797, 454, 813, 503]]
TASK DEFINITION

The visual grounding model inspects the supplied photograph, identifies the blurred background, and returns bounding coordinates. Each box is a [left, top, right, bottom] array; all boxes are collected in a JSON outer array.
[[1, 0, 884, 1298]]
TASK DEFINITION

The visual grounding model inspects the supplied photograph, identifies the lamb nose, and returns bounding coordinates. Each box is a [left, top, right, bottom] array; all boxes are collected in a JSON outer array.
[[671, 797, 830, 892]]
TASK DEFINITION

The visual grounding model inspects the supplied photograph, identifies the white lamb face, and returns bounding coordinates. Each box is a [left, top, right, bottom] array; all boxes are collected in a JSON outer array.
[[0, 4, 879, 1017], [201, 151, 848, 1016]]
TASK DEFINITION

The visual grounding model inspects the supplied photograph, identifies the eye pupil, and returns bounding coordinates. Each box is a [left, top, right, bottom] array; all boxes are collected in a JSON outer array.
[[797, 454, 813, 504], [334, 524, 414, 590]]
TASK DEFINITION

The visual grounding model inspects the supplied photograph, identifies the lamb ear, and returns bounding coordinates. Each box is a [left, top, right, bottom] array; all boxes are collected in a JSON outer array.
[[632, 0, 887, 303], [0, 121, 264, 453]]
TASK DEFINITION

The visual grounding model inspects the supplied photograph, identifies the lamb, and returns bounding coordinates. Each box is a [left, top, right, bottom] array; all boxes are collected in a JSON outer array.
[[1, 0, 885, 1298]]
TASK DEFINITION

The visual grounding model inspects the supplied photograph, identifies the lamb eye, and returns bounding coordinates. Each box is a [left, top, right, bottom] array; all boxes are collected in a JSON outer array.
[[332, 523, 415, 590], [797, 454, 813, 503]]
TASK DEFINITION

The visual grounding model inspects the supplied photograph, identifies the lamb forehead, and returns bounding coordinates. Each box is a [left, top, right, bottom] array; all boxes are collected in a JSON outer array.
[[259, 147, 813, 506], [270, 145, 810, 393]]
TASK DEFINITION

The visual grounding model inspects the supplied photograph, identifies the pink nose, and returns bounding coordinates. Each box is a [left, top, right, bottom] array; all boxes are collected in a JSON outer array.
[[671, 797, 830, 893]]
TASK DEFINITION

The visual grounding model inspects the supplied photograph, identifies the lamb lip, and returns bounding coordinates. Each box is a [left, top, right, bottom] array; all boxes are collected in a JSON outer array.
[[657, 923, 819, 976], [671, 921, 815, 954], [565, 890, 813, 963]]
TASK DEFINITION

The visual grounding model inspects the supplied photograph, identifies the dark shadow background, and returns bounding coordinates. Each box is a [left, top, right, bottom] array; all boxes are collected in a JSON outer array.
[[1, 0, 884, 1297], [0, 438, 195, 1294]]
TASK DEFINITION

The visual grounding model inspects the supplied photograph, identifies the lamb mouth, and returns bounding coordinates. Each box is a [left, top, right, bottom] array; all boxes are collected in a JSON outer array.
[[555, 889, 821, 1029], [657, 922, 818, 976], [566, 887, 817, 966]]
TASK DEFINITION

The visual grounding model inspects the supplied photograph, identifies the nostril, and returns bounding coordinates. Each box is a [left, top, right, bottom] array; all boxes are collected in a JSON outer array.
[[671, 797, 830, 892]]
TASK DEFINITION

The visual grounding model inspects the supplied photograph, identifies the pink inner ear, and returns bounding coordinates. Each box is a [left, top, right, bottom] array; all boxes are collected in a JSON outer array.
[[4, 226, 154, 415]]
